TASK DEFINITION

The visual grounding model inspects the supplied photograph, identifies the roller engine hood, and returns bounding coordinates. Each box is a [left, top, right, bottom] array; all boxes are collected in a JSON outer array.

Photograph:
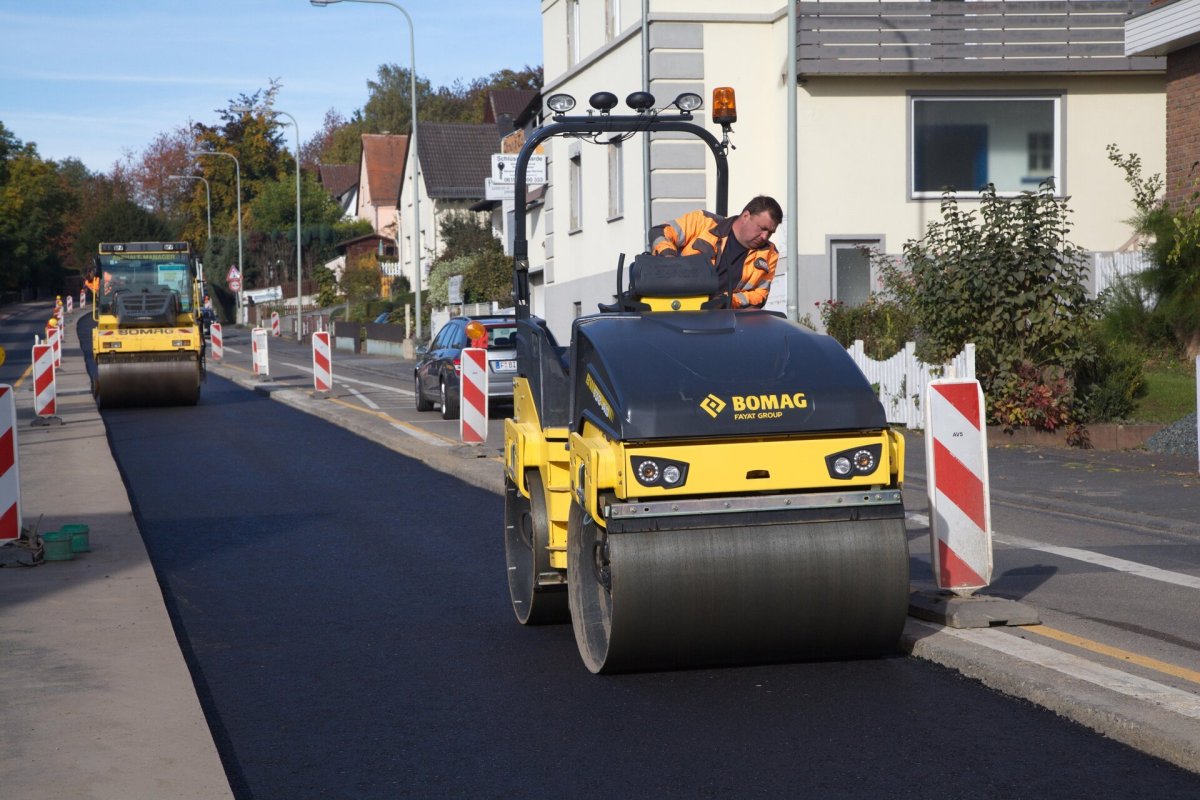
[[571, 310, 886, 441]]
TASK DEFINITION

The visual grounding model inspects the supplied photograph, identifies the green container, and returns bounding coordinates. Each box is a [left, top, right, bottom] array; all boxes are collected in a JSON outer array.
[[62, 523, 90, 553], [42, 530, 74, 562]]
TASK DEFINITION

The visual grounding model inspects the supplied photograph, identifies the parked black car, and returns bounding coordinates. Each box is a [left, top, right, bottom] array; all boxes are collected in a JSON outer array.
[[414, 315, 521, 420]]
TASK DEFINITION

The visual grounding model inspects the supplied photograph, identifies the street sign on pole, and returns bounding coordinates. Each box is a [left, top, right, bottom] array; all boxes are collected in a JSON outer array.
[[491, 154, 546, 185]]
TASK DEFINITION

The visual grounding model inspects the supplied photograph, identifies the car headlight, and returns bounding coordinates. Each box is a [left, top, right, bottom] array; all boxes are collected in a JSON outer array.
[[631, 456, 689, 489], [824, 444, 881, 480]]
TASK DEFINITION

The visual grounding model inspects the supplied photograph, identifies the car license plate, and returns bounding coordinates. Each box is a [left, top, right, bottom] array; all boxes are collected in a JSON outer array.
[[494, 359, 517, 372]]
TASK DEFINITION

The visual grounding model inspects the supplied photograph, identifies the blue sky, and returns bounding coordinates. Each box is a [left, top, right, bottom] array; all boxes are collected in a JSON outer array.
[[0, 1, 543, 172]]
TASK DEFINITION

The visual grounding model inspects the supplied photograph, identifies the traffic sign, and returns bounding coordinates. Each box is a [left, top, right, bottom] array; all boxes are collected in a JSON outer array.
[[491, 154, 546, 185], [226, 265, 241, 286], [228, 277, 242, 293]]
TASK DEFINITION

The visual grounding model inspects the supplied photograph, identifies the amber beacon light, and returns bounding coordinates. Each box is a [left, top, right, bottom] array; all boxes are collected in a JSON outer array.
[[712, 87, 737, 126]]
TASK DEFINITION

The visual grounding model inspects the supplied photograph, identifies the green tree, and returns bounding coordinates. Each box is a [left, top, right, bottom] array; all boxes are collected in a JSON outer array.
[[0, 141, 76, 294], [431, 212, 510, 304], [1107, 144, 1200, 359]]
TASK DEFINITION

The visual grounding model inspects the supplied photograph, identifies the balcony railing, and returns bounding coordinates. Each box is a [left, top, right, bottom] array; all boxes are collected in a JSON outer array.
[[797, 1, 1163, 75]]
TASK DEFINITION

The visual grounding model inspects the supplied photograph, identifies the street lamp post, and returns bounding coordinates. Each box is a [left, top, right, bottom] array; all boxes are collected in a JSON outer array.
[[310, 0, 423, 342], [167, 174, 212, 243], [188, 150, 244, 323]]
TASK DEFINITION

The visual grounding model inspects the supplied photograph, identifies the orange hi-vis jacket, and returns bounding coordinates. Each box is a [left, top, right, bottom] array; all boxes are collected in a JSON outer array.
[[649, 209, 778, 309]]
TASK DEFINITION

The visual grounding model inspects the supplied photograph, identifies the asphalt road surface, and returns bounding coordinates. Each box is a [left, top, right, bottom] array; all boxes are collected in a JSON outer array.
[[79, 325, 1200, 798]]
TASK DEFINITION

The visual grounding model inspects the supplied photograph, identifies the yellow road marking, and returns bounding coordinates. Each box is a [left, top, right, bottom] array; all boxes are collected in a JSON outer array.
[[326, 395, 459, 446], [1024, 625, 1200, 686], [13, 364, 33, 390]]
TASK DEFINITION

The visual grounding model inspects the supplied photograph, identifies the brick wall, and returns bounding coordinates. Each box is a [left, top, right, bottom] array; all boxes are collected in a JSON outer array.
[[1166, 44, 1200, 209]]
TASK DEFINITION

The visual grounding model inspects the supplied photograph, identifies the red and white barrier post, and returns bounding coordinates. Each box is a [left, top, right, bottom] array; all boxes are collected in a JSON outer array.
[[45, 325, 61, 368], [270, 311, 280, 337], [0, 384, 21, 544], [251, 327, 270, 379], [210, 322, 223, 361], [460, 347, 488, 443], [80, 289, 87, 308], [32, 341, 60, 425], [925, 378, 992, 595], [312, 331, 332, 392], [66, 295, 74, 313]]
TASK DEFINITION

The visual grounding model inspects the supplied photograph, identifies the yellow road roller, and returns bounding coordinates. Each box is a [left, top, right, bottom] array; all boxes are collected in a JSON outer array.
[[503, 89, 909, 673], [91, 241, 204, 408]]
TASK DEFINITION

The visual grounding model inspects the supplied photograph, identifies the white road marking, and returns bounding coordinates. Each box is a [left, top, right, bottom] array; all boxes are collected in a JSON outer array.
[[345, 386, 380, 410], [224, 346, 243, 354], [280, 361, 413, 397], [907, 511, 1200, 591], [910, 620, 1200, 720]]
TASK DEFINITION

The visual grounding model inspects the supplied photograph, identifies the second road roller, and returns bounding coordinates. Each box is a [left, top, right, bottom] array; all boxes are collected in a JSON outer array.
[[502, 88, 909, 673], [90, 241, 205, 408]]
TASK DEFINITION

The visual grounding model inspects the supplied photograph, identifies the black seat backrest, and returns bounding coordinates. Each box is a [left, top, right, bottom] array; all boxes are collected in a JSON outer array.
[[628, 253, 719, 300]]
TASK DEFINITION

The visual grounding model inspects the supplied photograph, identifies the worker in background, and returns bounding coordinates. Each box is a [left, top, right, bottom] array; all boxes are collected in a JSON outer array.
[[84, 270, 100, 297], [648, 195, 782, 309]]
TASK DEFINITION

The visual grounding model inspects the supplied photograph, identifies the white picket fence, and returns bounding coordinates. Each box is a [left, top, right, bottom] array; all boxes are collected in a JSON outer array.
[[1093, 251, 1153, 297], [846, 340, 976, 430]]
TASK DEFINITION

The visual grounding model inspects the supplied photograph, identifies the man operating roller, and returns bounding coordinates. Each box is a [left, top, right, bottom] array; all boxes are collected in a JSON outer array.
[[648, 194, 782, 309]]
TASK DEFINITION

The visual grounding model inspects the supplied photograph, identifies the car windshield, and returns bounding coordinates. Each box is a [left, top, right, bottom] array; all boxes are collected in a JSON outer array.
[[485, 324, 517, 350]]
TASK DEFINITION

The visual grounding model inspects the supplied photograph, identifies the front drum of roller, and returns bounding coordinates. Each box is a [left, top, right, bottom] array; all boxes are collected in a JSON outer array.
[[568, 503, 910, 674]]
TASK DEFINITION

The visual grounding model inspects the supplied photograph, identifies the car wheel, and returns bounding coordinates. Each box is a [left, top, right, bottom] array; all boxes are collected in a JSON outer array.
[[440, 376, 456, 420], [415, 373, 432, 411]]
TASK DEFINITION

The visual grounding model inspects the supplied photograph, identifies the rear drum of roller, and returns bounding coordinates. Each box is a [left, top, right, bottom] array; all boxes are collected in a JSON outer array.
[[568, 503, 910, 674], [96, 355, 200, 408]]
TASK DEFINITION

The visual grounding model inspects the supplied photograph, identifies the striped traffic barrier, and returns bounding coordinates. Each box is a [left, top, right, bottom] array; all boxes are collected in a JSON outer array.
[[66, 295, 74, 313], [45, 325, 61, 368], [32, 342, 59, 423], [0, 384, 21, 545], [80, 289, 87, 308], [924, 378, 992, 595], [252, 327, 270, 379], [312, 331, 332, 392], [270, 311, 280, 337], [210, 323, 223, 360], [460, 347, 488, 443]]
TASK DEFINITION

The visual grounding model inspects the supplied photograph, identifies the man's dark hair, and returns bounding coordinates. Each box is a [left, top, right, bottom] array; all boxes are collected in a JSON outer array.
[[742, 195, 783, 225]]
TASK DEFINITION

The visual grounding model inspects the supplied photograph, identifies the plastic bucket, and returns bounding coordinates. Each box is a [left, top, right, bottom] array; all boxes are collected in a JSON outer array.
[[62, 523, 90, 553], [42, 530, 74, 562]]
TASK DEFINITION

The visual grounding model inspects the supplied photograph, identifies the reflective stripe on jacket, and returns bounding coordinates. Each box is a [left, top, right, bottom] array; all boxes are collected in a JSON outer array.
[[648, 209, 777, 308]]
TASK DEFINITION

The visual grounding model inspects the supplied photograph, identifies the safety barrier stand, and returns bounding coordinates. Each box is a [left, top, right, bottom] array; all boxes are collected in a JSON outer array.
[[210, 323, 223, 361], [252, 327, 270, 380], [66, 295, 74, 313], [270, 311, 281, 337], [44, 325, 61, 369], [79, 289, 87, 308], [909, 378, 1038, 628], [31, 341, 61, 427], [312, 331, 332, 392], [0, 384, 21, 544], [460, 347, 487, 443]]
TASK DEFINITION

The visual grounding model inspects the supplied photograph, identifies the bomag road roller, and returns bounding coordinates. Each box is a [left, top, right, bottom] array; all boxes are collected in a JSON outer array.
[[91, 241, 204, 408], [502, 89, 910, 673]]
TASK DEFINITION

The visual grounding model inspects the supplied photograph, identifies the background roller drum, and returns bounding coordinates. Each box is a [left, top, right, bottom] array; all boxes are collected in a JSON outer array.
[[505, 471, 569, 625], [568, 502, 910, 674]]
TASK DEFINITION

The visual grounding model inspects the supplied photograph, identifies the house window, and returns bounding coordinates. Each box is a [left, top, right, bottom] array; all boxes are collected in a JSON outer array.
[[567, 0, 581, 66], [569, 149, 583, 232], [911, 96, 1060, 198], [605, 0, 621, 42], [608, 138, 624, 220], [831, 240, 878, 308]]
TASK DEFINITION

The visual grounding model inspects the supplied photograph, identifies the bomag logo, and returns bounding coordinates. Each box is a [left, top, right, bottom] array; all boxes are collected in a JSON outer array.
[[700, 394, 726, 418], [585, 373, 614, 421], [700, 392, 807, 420]]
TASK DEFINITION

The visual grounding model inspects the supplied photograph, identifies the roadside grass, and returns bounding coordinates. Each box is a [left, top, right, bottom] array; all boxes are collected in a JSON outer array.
[[1133, 358, 1197, 423]]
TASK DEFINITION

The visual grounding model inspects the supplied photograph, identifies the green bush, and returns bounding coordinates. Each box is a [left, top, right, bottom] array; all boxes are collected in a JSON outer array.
[[817, 295, 918, 359]]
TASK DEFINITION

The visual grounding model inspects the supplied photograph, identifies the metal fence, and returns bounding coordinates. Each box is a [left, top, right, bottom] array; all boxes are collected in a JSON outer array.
[[846, 340, 976, 429], [1093, 250, 1153, 298]]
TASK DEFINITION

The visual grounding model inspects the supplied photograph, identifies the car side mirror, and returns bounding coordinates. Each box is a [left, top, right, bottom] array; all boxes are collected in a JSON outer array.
[[415, 345, 429, 356]]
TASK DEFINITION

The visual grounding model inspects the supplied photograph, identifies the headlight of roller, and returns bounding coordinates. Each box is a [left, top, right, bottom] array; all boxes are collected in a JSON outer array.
[[631, 456, 689, 489], [824, 444, 882, 480]]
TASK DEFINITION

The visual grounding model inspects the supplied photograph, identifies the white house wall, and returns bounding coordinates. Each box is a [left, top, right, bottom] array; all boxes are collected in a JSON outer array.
[[537, 3, 1163, 341], [396, 141, 431, 293]]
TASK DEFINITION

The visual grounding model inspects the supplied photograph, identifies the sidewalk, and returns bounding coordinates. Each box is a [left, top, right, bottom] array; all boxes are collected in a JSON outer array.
[[0, 313, 232, 800]]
